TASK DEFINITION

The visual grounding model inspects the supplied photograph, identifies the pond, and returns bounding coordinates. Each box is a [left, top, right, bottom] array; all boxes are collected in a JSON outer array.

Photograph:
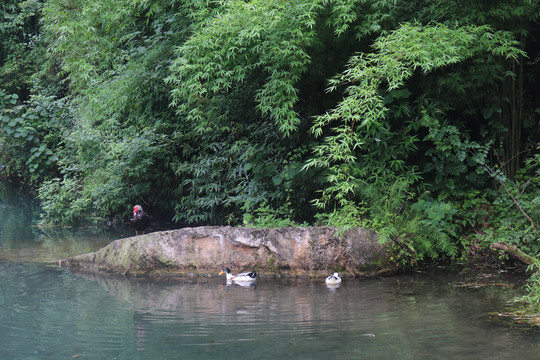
[[1, 182, 540, 359]]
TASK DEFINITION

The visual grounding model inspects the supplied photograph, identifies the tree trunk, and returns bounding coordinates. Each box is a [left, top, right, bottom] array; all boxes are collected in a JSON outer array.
[[490, 242, 536, 266], [501, 42, 524, 179]]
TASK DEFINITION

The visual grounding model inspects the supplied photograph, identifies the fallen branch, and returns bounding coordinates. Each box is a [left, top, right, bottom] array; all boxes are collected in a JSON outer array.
[[490, 242, 536, 265]]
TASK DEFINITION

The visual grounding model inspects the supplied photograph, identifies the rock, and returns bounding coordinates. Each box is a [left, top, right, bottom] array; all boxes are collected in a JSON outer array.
[[58, 226, 391, 277]]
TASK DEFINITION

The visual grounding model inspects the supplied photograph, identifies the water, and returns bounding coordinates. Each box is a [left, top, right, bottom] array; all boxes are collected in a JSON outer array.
[[1, 182, 540, 359]]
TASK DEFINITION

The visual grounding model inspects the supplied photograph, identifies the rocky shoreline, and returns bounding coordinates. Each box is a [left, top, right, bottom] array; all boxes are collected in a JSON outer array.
[[58, 226, 392, 278]]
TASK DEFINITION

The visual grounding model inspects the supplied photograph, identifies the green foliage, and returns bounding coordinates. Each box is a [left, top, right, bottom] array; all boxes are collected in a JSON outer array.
[[167, 0, 321, 136], [513, 261, 540, 318], [31, 0, 191, 225], [302, 21, 532, 263], [170, 111, 316, 225], [242, 201, 307, 228], [300, 23, 518, 265], [466, 149, 540, 256], [411, 199, 458, 237], [0, 90, 67, 184], [522, 273, 540, 308], [38, 177, 92, 226], [305, 23, 524, 216], [337, 176, 461, 266], [0, 0, 538, 290], [37, 115, 168, 226], [0, 0, 44, 100]]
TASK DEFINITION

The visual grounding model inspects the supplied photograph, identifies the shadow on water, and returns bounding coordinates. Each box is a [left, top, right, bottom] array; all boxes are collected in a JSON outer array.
[[0, 181, 39, 245], [0, 181, 125, 263]]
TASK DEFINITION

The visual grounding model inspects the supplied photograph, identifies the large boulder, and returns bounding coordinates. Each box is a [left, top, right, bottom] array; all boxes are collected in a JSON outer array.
[[58, 226, 391, 277]]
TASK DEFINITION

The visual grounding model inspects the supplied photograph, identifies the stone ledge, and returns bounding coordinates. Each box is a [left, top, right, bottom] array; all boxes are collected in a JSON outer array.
[[58, 226, 392, 277]]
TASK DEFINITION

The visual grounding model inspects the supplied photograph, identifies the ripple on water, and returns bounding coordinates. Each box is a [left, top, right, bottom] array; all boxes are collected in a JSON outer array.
[[0, 262, 134, 358], [1, 261, 539, 360]]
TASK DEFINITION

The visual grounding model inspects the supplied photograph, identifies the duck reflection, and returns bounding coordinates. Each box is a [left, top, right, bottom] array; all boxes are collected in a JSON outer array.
[[68, 271, 362, 330], [226, 279, 257, 289], [325, 283, 341, 293]]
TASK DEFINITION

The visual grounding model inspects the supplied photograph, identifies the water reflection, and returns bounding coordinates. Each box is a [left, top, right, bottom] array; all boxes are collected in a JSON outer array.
[[1, 261, 540, 359], [0, 182, 39, 247], [66, 271, 385, 357], [325, 283, 341, 293], [0, 182, 122, 263], [226, 279, 257, 289], [2, 180, 540, 359], [60, 269, 540, 358]]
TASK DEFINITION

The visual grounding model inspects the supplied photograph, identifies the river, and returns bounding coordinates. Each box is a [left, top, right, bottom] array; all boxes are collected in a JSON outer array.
[[1, 182, 539, 359]]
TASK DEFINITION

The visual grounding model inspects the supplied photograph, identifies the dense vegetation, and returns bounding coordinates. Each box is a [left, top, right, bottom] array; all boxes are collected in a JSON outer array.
[[1, 0, 539, 303]]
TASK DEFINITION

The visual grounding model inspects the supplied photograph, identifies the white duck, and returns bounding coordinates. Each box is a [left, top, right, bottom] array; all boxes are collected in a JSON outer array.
[[325, 272, 342, 285], [219, 267, 257, 282]]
